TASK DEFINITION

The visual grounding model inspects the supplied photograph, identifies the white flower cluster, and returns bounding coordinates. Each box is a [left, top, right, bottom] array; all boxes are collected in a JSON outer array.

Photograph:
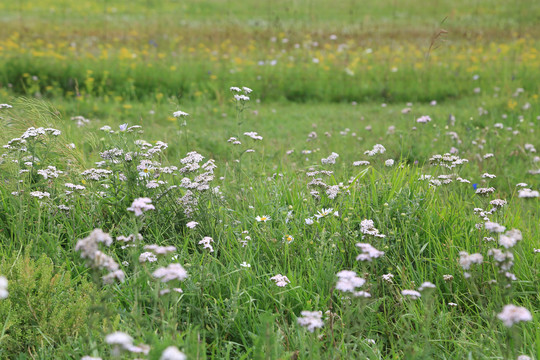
[[360, 219, 386, 238], [105, 331, 149, 356], [335, 270, 369, 297], [0, 276, 8, 299], [416, 115, 432, 123], [199, 236, 215, 253], [270, 274, 290, 287], [356, 243, 385, 261], [75, 229, 125, 284], [127, 197, 155, 216], [364, 144, 386, 156], [497, 304, 532, 327], [297, 311, 324, 332], [429, 153, 469, 169], [321, 152, 339, 164]]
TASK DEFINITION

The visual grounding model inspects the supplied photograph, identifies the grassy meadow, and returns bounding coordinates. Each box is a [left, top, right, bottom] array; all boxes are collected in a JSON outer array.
[[0, 1, 539, 359]]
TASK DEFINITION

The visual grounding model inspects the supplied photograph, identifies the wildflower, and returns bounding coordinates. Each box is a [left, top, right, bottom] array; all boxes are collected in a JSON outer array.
[[482, 173, 496, 179], [490, 199, 507, 208], [256, 215, 271, 222], [459, 251, 483, 270], [0, 276, 8, 299], [160, 346, 187, 360], [305, 217, 314, 225], [448, 302, 458, 307], [360, 219, 386, 238], [139, 252, 158, 263], [484, 221, 506, 233], [416, 115, 432, 123], [518, 188, 539, 198], [30, 191, 50, 199], [401, 290, 421, 299], [153, 264, 189, 282], [499, 229, 522, 249], [105, 332, 134, 355], [356, 243, 385, 261], [173, 110, 189, 117], [353, 160, 370, 166], [297, 311, 324, 332], [199, 236, 214, 252], [315, 208, 333, 219], [127, 197, 155, 216], [102, 270, 126, 284], [497, 304, 533, 327], [382, 273, 394, 283], [321, 152, 339, 164], [418, 282, 436, 291], [364, 144, 386, 156], [234, 94, 250, 102], [119, 123, 128, 131], [385, 159, 395, 167], [443, 274, 454, 282], [270, 274, 290, 287], [335, 270, 365, 292], [242, 86, 253, 93], [476, 187, 495, 195], [144, 244, 177, 255], [81, 357, 102, 360], [283, 234, 294, 244], [0, 104, 13, 109], [186, 221, 198, 229], [244, 131, 263, 140], [240, 262, 251, 268]]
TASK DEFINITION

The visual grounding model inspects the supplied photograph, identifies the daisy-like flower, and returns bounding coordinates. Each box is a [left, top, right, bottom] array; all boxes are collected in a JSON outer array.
[[173, 110, 189, 117], [256, 215, 271, 222], [315, 208, 333, 219], [297, 311, 324, 332], [497, 304, 533, 327], [283, 234, 294, 244], [127, 197, 155, 216], [401, 289, 421, 299], [270, 274, 290, 287]]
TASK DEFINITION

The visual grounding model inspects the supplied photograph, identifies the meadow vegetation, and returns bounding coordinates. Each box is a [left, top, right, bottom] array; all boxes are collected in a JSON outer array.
[[0, 1, 538, 359]]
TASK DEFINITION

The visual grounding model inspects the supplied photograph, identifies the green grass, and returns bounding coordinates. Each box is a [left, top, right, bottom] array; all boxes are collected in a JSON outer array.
[[0, 1, 539, 359]]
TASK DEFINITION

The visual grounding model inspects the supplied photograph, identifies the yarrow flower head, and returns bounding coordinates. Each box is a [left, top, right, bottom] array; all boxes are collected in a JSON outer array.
[[335, 270, 366, 295], [153, 263, 189, 283], [127, 197, 155, 216], [497, 304, 533, 327], [416, 115, 432, 123], [297, 311, 324, 332], [173, 110, 189, 117], [0, 276, 8, 299], [356, 243, 385, 261], [270, 274, 290, 287], [402, 289, 422, 299], [160, 346, 187, 360]]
